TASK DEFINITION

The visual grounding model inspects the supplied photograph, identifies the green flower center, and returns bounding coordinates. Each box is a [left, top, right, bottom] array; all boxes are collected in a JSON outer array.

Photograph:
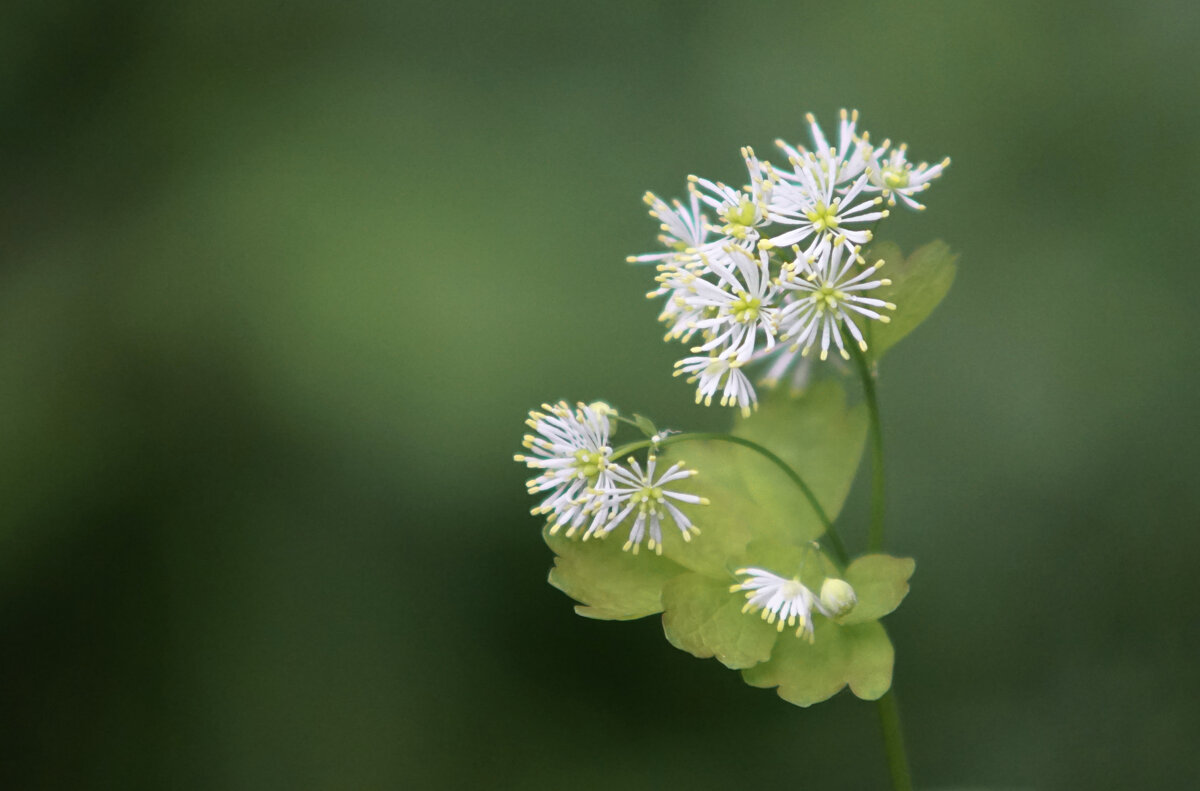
[[573, 449, 606, 479], [720, 198, 758, 238], [805, 202, 840, 232], [882, 167, 910, 190], [633, 486, 664, 510], [729, 291, 762, 323], [812, 284, 846, 312]]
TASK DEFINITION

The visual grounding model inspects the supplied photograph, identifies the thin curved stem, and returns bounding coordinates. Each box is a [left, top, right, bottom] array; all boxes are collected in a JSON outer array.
[[611, 432, 848, 566], [849, 343, 886, 553]]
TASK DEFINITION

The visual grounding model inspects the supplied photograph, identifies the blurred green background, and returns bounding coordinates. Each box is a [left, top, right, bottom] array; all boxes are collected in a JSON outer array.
[[2, 1, 1198, 788]]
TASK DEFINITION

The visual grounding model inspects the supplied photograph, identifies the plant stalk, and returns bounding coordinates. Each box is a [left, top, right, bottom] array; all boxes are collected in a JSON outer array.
[[849, 343, 886, 553], [876, 689, 914, 791], [847, 343, 914, 791]]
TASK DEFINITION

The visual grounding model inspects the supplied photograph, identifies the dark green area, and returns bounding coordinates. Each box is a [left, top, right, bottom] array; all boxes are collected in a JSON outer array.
[[2, 1, 1198, 788]]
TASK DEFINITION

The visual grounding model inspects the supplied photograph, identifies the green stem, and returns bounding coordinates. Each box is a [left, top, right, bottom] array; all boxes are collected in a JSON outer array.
[[611, 432, 848, 566], [849, 343, 886, 553], [876, 690, 914, 791], [847, 344, 913, 791]]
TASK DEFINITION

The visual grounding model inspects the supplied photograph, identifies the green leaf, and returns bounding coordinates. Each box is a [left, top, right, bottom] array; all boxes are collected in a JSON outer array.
[[654, 380, 867, 579], [741, 620, 894, 706], [661, 573, 779, 669], [842, 622, 896, 700], [631, 413, 658, 438], [545, 526, 686, 620], [839, 554, 916, 626], [734, 380, 868, 537], [538, 381, 889, 703], [652, 440, 811, 579], [865, 240, 958, 360]]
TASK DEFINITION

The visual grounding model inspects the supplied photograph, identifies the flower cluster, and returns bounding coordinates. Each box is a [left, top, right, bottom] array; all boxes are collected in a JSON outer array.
[[515, 401, 707, 554], [515, 108, 942, 658], [631, 110, 949, 411]]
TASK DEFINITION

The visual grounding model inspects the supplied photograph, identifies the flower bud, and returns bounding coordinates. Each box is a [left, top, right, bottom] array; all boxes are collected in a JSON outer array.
[[819, 578, 857, 618], [587, 401, 617, 417], [588, 401, 619, 433]]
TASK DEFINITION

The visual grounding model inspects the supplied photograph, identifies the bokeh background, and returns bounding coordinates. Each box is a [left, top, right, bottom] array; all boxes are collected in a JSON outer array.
[[2, 1, 1199, 788]]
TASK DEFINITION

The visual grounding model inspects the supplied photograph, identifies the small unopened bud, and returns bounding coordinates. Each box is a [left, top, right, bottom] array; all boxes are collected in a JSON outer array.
[[587, 401, 617, 417], [819, 578, 857, 618], [587, 401, 619, 433]]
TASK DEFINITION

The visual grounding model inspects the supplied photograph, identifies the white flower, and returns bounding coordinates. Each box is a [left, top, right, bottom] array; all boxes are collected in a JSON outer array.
[[730, 567, 825, 642], [687, 146, 774, 249], [658, 245, 779, 362], [627, 190, 710, 264], [595, 455, 707, 555], [864, 142, 951, 210], [774, 109, 874, 188], [673, 354, 757, 416], [765, 111, 887, 257], [515, 401, 618, 538], [631, 193, 712, 326], [764, 165, 888, 257], [777, 242, 895, 361], [649, 261, 712, 345]]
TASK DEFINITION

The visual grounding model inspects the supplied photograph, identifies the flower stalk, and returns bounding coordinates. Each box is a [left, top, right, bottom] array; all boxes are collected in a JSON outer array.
[[877, 690, 914, 791], [847, 342, 913, 790], [849, 341, 887, 552]]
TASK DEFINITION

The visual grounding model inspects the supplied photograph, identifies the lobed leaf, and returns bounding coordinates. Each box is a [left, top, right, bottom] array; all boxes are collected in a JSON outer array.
[[865, 240, 958, 361], [839, 554, 916, 626], [651, 440, 812, 580], [733, 379, 868, 538], [545, 526, 686, 620], [661, 573, 779, 669], [539, 372, 900, 706], [653, 379, 867, 579], [741, 620, 894, 706]]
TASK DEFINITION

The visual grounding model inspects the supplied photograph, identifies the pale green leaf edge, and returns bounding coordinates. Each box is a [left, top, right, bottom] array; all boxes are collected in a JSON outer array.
[[868, 239, 958, 360]]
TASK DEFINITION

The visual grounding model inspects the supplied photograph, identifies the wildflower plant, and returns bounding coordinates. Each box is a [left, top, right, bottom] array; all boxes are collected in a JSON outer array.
[[516, 110, 956, 790]]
